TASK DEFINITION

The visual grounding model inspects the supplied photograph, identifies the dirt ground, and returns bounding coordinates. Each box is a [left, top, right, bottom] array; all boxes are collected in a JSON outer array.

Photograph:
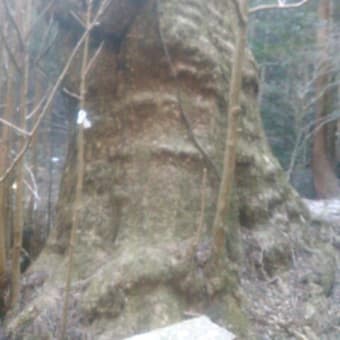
[[243, 199, 340, 339]]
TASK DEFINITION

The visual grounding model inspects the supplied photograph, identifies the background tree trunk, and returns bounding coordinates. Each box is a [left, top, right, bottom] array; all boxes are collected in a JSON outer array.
[[312, 0, 340, 198]]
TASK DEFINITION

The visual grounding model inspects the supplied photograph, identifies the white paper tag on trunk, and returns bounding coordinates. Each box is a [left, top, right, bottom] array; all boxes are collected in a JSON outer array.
[[77, 109, 92, 128]]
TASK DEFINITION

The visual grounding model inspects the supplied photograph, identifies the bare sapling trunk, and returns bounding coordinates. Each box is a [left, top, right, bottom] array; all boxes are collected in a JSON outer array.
[[0, 15, 6, 301], [10, 0, 32, 307], [0, 2, 16, 313], [212, 0, 309, 255], [213, 0, 248, 256], [59, 0, 101, 337]]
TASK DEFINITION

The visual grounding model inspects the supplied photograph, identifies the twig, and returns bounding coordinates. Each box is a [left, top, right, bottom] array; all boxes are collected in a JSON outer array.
[[194, 168, 207, 253], [25, 0, 56, 40], [62, 87, 81, 101], [250, 0, 309, 14], [24, 164, 40, 202], [33, 31, 59, 67], [23, 179, 40, 202], [26, 90, 50, 120], [1, 62, 9, 79], [188, 168, 208, 263], [33, 15, 56, 64], [70, 10, 86, 28], [0, 117, 29, 136], [0, 25, 21, 74], [85, 41, 104, 75], [155, 0, 220, 180], [2, 0, 25, 51], [287, 110, 340, 178]]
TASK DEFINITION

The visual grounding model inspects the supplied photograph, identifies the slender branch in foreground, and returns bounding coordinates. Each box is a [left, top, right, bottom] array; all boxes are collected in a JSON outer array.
[[213, 0, 248, 256]]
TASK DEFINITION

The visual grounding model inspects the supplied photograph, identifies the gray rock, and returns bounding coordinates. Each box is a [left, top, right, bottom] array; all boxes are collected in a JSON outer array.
[[303, 198, 340, 224], [124, 316, 236, 340]]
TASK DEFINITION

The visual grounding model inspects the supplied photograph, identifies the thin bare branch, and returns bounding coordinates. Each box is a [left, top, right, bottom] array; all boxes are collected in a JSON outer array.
[[70, 10, 86, 28], [85, 41, 104, 76], [2, 0, 25, 50], [62, 87, 81, 101], [250, 0, 310, 14], [0, 25, 21, 74], [26, 90, 50, 120], [24, 179, 40, 202], [305, 79, 340, 110], [25, 0, 56, 40], [1, 62, 9, 79], [0, 117, 29, 136], [24, 164, 40, 202], [35, 15, 55, 56], [193, 168, 207, 254], [33, 31, 59, 67], [287, 111, 340, 178]]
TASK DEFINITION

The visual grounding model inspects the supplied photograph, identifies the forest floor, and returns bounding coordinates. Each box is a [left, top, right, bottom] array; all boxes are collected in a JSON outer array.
[[242, 199, 340, 339]]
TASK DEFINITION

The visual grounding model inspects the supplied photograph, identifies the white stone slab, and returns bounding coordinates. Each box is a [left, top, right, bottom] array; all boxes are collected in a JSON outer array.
[[124, 316, 236, 340]]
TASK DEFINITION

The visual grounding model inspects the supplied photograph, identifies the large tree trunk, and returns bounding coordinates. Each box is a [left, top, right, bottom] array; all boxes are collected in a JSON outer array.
[[5, 1, 336, 339]]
